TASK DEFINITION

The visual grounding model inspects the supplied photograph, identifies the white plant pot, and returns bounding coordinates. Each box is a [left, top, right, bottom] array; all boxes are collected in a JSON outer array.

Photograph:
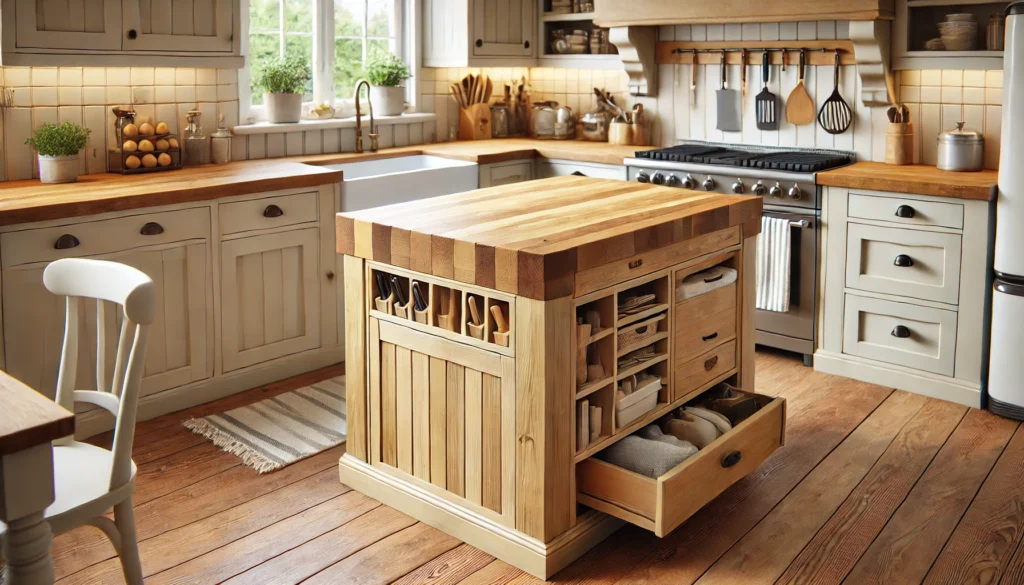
[[38, 154, 80, 184], [264, 92, 303, 123], [370, 85, 406, 116]]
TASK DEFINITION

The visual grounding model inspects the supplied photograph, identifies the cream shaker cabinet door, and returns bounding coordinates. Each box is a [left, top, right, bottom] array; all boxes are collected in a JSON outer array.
[[2, 241, 212, 400], [472, 0, 533, 57], [122, 0, 235, 52], [220, 228, 322, 372], [13, 0, 123, 50]]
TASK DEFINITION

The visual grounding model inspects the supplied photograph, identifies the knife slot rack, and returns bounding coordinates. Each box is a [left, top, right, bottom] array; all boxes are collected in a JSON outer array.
[[465, 293, 487, 340], [433, 285, 462, 333], [488, 299, 511, 347], [412, 280, 432, 325]]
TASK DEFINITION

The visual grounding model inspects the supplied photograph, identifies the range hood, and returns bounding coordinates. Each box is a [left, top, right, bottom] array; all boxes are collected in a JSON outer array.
[[596, 0, 895, 105]]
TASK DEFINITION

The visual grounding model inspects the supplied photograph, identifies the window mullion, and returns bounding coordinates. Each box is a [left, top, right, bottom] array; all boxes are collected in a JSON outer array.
[[279, 0, 286, 58], [313, 0, 335, 104]]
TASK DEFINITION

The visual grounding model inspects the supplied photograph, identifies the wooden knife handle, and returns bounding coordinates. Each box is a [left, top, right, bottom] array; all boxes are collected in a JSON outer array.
[[490, 305, 509, 333]]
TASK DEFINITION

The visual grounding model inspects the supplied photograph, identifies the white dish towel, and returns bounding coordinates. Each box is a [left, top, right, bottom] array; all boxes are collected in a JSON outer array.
[[756, 216, 792, 313]]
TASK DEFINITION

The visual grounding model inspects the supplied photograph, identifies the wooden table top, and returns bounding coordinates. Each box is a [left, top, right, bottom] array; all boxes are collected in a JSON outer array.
[[817, 162, 998, 201], [0, 371, 74, 455], [0, 160, 344, 227], [337, 176, 762, 300]]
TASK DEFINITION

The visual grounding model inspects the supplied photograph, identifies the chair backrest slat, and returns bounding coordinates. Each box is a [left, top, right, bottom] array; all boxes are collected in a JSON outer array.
[[44, 258, 155, 489]]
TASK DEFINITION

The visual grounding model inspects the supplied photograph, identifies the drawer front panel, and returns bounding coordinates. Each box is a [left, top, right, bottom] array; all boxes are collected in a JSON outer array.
[[848, 193, 964, 229], [576, 393, 785, 537], [842, 294, 957, 376], [1, 208, 209, 268], [673, 340, 737, 402], [219, 192, 319, 235], [845, 223, 962, 305], [673, 284, 737, 366]]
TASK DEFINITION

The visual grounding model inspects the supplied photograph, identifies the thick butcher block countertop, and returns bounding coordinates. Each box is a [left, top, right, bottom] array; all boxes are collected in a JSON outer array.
[[0, 160, 344, 227], [818, 162, 998, 201], [337, 176, 762, 300]]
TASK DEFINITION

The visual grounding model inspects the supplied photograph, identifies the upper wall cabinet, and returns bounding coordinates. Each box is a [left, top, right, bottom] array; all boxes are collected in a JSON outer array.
[[423, 0, 537, 67], [1, 0, 243, 67], [892, 0, 1008, 70], [591, 0, 894, 26]]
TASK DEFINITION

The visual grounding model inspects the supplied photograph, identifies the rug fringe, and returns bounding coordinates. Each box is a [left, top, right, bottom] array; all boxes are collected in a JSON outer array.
[[182, 418, 282, 474]]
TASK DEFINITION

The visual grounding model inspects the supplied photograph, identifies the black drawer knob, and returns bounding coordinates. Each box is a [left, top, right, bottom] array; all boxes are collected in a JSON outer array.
[[704, 356, 719, 371], [54, 234, 80, 250], [892, 325, 911, 339], [895, 204, 915, 218], [524, 40, 530, 49], [476, 39, 483, 47], [263, 204, 284, 218], [326, 271, 335, 280], [127, 29, 138, 40], [721, 450, 742, 468], [140, 222, 164, 236], [894, 254, 914, 267]]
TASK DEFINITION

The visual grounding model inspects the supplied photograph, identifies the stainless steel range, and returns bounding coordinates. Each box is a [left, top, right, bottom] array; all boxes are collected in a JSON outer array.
[[625, 141, 856, 366]]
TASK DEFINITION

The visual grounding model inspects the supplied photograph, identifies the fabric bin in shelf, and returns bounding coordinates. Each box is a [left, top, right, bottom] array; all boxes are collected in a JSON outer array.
[[616, 376, 663, 427], [677, 265, 737, 301]]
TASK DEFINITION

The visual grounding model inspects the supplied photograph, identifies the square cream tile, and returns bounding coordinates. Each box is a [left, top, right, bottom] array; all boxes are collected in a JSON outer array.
[[58, 87, 82, 105], [83, 68, 105, 85], [986, 70, 1003, 88], [31, 87, 58, 106], [155, 68, 176, 85], [941, 86, 962, 103], [5, 67, 31, 86], [963, 70, 986, 87], [131, 67, 155, 85], [83, 86, 106, 105], [106, 68, 131, 85], [941, 70, 963, 86], [176, 68, 197, 85], [921, 69, 942, 85], [32, 68, 58, 86], [59, 68, 83, 87]]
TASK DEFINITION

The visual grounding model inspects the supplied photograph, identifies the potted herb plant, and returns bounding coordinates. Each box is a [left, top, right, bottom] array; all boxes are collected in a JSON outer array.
[[25, 122, 90, 184], [365, 49, 410, 116], [254, 56, 312, 123]]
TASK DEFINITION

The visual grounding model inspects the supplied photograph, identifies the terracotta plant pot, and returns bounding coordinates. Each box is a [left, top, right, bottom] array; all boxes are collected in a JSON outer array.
[[264, 92, 303, 123], [370, 85, 406, 116], [38, 154, 80, 184]]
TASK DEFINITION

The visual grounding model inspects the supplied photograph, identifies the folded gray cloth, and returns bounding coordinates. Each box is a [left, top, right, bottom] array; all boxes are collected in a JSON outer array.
[[639, 424, 699, 454], [598, 434, 697, 479], [677, 266, 738, 301]]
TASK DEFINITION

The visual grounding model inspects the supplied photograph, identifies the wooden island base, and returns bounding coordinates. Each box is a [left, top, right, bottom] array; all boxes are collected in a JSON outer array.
[[337, 177, 784, 578]]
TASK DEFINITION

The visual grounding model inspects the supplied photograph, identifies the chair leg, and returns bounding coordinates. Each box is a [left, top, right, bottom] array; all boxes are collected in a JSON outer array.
[[113, 499, 144, 585]]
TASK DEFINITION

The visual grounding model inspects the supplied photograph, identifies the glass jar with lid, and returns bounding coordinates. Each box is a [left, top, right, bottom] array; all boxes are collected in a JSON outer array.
[[183, 110, 210, 166]]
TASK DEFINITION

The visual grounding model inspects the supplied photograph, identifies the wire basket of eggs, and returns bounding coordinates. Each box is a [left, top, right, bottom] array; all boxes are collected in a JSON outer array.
[[108, 107, 182, 174]]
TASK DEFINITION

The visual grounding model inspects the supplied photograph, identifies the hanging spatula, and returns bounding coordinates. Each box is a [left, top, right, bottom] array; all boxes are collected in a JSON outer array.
[[786, 49, 815, 126], [755, 50, 778, 130], [817, 50, 852, 135], [716, 52, 741, 132]]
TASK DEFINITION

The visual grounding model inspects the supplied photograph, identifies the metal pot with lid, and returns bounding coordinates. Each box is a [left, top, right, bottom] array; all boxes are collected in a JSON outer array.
[[937, 121, 985, 171]]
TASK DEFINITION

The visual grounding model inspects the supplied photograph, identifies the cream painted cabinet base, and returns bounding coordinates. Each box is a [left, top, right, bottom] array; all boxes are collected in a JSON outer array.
[[816, 187, 992, 407]]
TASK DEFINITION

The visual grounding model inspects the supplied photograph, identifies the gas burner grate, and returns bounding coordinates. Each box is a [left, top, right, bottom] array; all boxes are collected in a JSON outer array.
[[635, 145, 853, 173]]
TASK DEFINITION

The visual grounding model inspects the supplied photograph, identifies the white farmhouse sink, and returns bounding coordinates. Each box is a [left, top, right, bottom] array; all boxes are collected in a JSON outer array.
[[324, 155, 479, 212]]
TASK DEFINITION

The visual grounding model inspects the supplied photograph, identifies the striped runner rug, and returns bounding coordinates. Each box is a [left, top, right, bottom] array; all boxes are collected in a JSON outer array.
[[183, 375, 347, 474]]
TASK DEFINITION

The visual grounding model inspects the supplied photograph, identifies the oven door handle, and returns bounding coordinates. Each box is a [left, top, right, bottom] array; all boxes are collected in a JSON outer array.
[[788, 219, 812, 229]]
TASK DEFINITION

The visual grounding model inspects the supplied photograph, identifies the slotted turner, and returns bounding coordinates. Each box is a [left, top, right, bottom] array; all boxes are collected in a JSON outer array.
[[755, 50, 778, 130], [817, 50, 852, 134]]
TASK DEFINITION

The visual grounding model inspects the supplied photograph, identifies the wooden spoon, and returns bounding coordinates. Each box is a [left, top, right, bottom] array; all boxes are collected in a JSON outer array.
[[484, 77, 493, 104], [785, 49, 815, 126]]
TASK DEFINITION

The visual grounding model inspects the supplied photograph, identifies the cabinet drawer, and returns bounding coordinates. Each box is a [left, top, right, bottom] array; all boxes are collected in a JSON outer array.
[[219, 192, 319, 235], [848, 193, 964, 229], [1, 208, 209, 268], [846, 223, 962, 305], [842, 294, 957, 376], [576, 392, 785, 537], [673, 340, 737, 402], [673, 284, 737, 366]]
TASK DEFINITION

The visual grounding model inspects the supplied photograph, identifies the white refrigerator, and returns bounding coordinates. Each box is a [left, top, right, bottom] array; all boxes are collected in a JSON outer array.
[[989, 1, 1024, 419]]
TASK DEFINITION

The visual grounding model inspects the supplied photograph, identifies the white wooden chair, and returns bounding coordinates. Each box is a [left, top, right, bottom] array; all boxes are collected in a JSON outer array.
[[3, 258, 155, 585]]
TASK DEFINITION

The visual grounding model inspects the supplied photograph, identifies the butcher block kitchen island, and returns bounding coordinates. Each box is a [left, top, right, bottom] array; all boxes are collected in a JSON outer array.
[[336, 176, 784, 578]]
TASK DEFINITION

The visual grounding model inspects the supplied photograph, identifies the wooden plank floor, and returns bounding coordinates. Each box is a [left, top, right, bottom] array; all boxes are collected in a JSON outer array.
[[51, 349, 1024, 585]]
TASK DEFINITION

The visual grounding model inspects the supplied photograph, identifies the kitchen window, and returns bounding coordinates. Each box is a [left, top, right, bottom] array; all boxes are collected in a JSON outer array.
[[241, 0, 412, 122]]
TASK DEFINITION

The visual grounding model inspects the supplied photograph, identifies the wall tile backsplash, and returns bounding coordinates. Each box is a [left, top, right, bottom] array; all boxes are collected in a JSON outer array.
[[0, 20, 1005, 182]]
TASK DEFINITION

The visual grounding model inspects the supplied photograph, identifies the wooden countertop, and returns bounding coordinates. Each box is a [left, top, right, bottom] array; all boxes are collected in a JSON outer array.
[[0, 370, 74, 455], [817, 162, 998, 201], [337, 176, 762, 300], [0, 160, 345, 227], [300, 138, 653, 167]]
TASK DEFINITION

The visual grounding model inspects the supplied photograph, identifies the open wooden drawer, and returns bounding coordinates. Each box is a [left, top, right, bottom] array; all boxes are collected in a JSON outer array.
[[575, 391, 786, 537]]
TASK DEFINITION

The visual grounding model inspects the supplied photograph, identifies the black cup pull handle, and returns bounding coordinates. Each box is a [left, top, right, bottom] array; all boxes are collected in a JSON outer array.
[[892, 325, 911, 339], [702, 332, 719, 342], [722, 450, 742, 468], [263, 204, 284, 218], [140, 222, 164, 236], [894, 254, 914, 267], [54, 234, 80, 250], [895, 205, 915, 218]]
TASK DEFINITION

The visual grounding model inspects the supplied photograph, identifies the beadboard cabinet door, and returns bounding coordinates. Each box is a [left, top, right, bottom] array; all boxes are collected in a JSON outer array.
[[13, 0, 122, 50], [472, 0, 534, 57], [122, 0, 235, 53], [2, 240, 212, 400], [220, 228, 322, 372]]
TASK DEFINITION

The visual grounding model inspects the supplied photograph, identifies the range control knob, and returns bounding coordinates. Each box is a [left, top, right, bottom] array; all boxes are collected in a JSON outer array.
[[731, 178, 745, 194], [702, 177, 716, 191], [682, 174, 697, 189], [752, 181, 768, 196], [769, 182, 783, 198], [787, 184, 803, 200], [651, 172, 665, 185], [666, 174, 681, 187], [636, 171, 650, 183]]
